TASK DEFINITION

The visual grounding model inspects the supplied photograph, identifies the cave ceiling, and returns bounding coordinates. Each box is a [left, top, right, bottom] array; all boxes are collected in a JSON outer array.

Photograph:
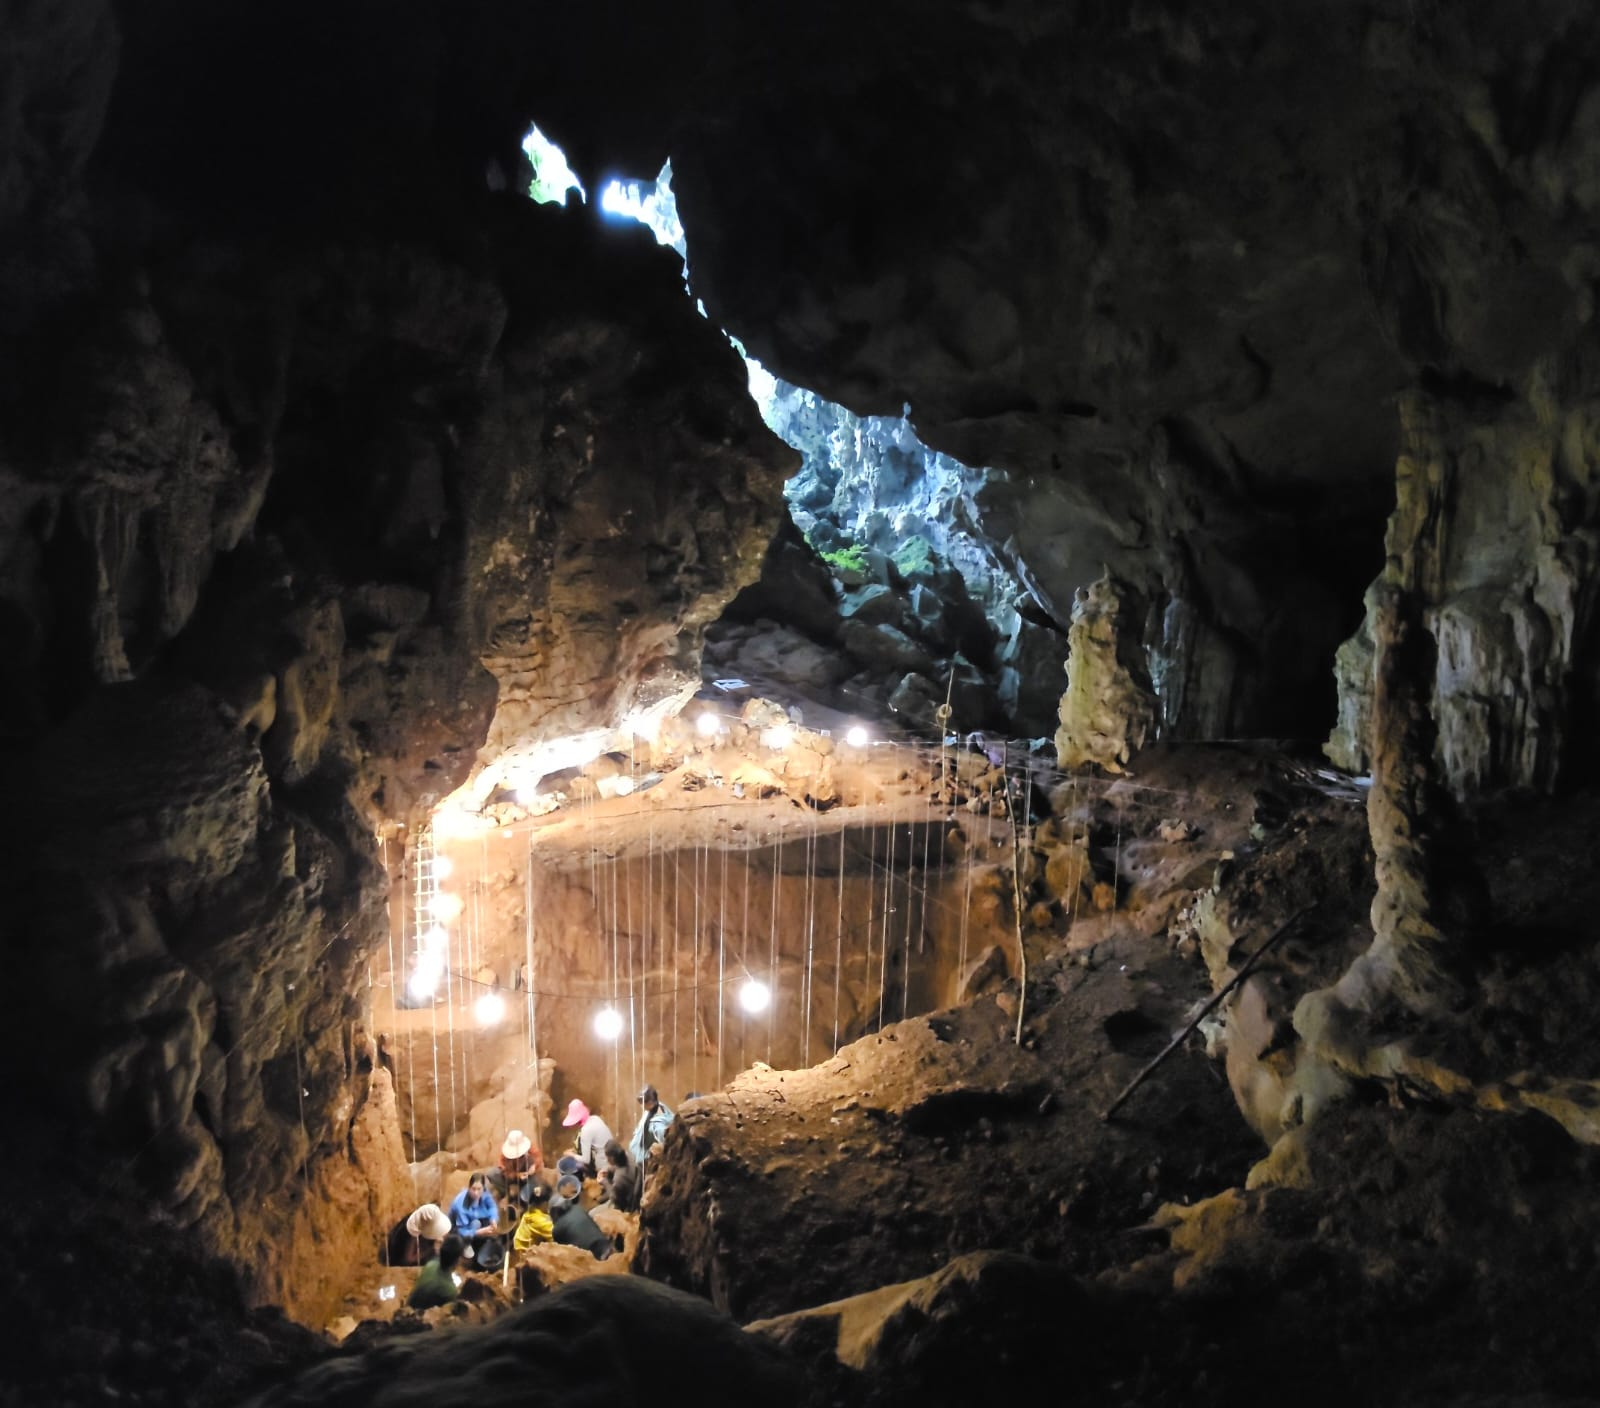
[[93, 1, 1598, 680], [10, 0, 1600, 754]]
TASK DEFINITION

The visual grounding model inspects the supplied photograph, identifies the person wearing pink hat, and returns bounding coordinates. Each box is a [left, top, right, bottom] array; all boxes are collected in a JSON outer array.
[[559, 1098, 613, 1178]]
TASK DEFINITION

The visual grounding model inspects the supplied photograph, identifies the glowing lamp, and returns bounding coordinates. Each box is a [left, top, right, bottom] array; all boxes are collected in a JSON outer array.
[[421, 925, 449, 954], [433, 855, 454, 880], [613, 774, 635, 796], [407, 966, 440, 1002], [593, 1006, 625, 1040], [430, 892, 463, 923], [760, 726, 793, 751], [696, 712, 721, 738], [845, 725, 869, 748], [739, 979, 771, 1014], [474, 991, 506, 1027]]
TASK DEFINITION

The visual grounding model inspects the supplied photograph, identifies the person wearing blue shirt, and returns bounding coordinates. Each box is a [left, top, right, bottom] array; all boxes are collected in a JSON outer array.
[[447, 1173, 499, 1245], [628, 1085, 675, 1166]]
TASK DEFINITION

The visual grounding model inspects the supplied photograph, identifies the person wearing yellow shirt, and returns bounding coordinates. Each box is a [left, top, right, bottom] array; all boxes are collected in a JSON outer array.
[[513, 1181, 555, 1253]]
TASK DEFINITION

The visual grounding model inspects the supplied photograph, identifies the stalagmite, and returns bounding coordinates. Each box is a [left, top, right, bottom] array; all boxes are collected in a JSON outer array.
[[1053, 573, 1157, 774]]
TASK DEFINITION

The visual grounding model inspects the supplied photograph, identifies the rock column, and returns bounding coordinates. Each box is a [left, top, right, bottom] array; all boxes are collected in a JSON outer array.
[[1054, 572, 1157, 772]]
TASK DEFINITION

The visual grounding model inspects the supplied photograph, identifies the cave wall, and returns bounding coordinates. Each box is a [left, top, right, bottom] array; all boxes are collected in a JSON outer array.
[[653, 2, 1600, 755], [2, 0, 792, 1326], [9, 0, 1600, 1343], [1328, 381, 1600, 795]]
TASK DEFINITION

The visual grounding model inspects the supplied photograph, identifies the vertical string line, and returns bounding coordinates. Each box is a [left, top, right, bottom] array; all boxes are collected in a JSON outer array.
[[768, 818, 783, 1064], [879, 811, 896, 1032], [692, 826, 703, 1097], [627, 846, 638, 1106], [525, 834, 537, 1136], [803, 802, 818, 1066], [718, 834, 728, 1089], [672, 844, 681, 1092], [611, 844, 621, 1124], [833, 825, 846, 1054], [741, 841, 752, 1076]]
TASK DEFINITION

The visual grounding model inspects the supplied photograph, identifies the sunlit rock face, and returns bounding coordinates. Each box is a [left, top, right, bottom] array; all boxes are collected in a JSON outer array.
[[635, 1, 1600, 749], [755, 381, 1064, 733]]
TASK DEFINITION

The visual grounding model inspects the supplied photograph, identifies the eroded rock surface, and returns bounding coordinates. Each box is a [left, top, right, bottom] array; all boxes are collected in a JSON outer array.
[[1329, 388, 1600, 799], [1054, 573, 1158, 773], [242, 1277, 803, 1408], [3, 16, 792, 1324], [639, 937, 1260, 1322]]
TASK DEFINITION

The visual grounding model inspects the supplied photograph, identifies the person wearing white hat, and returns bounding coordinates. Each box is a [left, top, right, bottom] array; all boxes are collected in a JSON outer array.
[[385, 1201, 453, 1267], [559, 1098, 613, 1178], [498, 1128, 543, 1203]]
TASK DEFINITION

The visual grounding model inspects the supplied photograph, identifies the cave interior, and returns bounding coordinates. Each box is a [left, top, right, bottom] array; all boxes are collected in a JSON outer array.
[[8, 2, 1600, 1405]]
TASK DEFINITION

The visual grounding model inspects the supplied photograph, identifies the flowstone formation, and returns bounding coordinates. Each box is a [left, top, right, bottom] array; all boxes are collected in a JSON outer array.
[[1328, 387, 1600, 798], [1054, 574, 1157, 773]]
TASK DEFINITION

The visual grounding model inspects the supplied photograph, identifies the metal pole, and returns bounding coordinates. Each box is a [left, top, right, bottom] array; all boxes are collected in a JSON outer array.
[[1101, 907, 1311, 1121]]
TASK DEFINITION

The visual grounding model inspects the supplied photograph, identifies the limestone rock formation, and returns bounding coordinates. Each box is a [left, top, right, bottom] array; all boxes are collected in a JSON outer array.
[[3, 25, 793, 1321], [240, 1277, 802, 1408], [1054, 574, 1157, 773], [748, 1251, 1092, 1400], [1328, 388, 1600, 798]]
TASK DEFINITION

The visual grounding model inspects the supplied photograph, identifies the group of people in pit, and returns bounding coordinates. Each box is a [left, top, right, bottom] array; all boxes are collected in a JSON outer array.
[[389, 1085, 677, 1310]]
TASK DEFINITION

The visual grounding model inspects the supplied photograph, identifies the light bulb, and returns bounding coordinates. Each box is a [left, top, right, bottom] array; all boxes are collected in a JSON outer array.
[[433, 855, 454, 880], [740, 979, 771, 1014], [845, 725, 869, 747], [407, 967, 440, 1002], [760, 726, 792, 751], [474, 991, 506, 1026], [696, 712, 721, 738], [593, 1006, 625, 1040], [430, 892, 463, 923]]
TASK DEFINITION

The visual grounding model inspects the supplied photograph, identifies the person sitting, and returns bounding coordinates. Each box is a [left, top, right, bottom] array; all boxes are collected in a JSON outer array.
[[559, 1098, 613, 1178], [512, 1180, 555, 1253], [498, 1128, 543, 1202], [408, 1233, 464, 1310], [628, 1085, 676, 1166], [600, 1139, 641, 1214], [385, 1202, 452, 1267], [447, 1173, 500, 1265], [550, 1175, 613, 1261]]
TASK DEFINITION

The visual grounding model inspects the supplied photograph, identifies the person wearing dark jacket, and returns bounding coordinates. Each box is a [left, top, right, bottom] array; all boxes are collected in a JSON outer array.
[[601, 1140, 641, 1214], [409, 1234, 464, 1310], [550, 1175, 613, 1260]]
